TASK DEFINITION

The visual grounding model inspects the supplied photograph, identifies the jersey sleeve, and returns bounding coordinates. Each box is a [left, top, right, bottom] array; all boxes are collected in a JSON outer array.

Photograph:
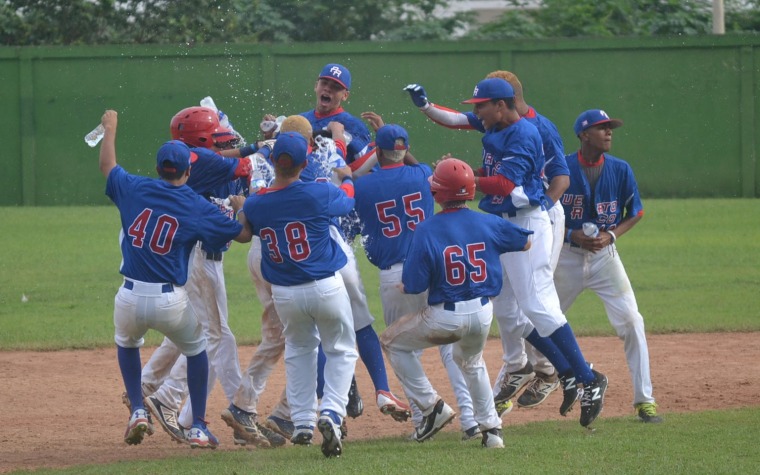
[[195, 197, 243, 249], [401, 228, 432, 295], [425, 104, 485, 131], [105, 166, 139, 205], [493, 218, 533, 254], [621, 162, 644, 219], [327, 183, 356, 218]]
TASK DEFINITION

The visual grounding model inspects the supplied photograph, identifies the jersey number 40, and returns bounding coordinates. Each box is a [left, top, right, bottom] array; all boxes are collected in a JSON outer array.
[[127, 208, 178, 255]]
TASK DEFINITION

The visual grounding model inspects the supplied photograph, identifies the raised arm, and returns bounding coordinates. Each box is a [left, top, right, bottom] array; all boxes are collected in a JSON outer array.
[[98, 110, 118, 177]]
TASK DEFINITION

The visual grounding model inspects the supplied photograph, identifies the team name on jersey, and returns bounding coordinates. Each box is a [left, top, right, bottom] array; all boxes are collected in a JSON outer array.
[[562, 194, 618, 223]]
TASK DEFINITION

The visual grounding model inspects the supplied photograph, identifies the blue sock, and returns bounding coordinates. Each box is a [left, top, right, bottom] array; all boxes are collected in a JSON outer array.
[[548, 324, 595, 385], [356, 324, 389, 393], [525, 329, 572, 375], [117, 345, 144, 412], [186, 350, 209, 427], [316, 344, 326, 399]]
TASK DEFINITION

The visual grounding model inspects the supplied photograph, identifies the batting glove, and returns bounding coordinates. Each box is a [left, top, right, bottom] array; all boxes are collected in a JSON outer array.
[[403, 84, 430, 109]]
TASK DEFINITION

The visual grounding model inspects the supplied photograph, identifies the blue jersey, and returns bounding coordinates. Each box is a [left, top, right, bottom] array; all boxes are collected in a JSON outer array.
[[243, 180, 354, 286], [561, 152, 643, 234], [301, 108, 372, 164], [106, 166, 242, 285], [186, 147, 239, 198], [463, 107, 568, 186], [186, 147, 242, 254], [354, 163, 434, 270], [479, 118, 546, 216], [402, 208, 532, 305]]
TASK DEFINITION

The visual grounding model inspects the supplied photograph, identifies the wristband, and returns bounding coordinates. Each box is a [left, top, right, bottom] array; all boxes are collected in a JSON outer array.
[[341, 176, 353, 183], [565, 229, 573, 243], [238, 144, 256, 157], [608, 230, 617, 244]]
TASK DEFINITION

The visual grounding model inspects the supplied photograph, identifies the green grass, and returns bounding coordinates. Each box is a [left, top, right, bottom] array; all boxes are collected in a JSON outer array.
[[1, 199, 759, 350], [12, 408, 760, 475]]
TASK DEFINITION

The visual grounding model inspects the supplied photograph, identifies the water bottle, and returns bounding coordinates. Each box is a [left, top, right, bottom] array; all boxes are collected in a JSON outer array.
[[200, 96, 218, 112], [84, 124, 105, 147], [250, 178, 267, 194], [582, 222, 599, 238], [260, 115, 286, 134]]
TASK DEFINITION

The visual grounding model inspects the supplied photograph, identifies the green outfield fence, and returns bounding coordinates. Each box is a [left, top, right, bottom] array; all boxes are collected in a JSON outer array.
[[2, 35, 759, 205]]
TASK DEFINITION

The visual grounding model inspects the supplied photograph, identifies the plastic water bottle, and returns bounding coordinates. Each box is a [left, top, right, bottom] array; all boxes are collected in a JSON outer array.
[[200, 96, 218, 112], [250, 178, 267, 194], [260, 115, 286, 134], [582, 222, 599, 237], [84, 124, 105, 147]]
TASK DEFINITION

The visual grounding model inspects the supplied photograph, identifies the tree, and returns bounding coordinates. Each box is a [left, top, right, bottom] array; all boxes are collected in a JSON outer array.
[[0, 0, 469, 46], [467, 0, 758, 40]]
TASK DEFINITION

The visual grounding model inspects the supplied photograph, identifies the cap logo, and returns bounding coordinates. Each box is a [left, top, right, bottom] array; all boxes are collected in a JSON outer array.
[[330, 66, 342, 78], [582, 120, 589, 127], [472, 86, 479, 96], [599, 110, 610, 119]]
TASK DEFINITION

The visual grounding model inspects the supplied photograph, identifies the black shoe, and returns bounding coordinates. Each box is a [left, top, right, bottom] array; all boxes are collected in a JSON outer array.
[[340, 418, 348, 440], [220, 404, 270, 448], [144, 395, 184, 443], [559, 372, 580, 416], [580, 369, 608, 427], [346, 377, 364, 418], [480, 427, 504, 448], [494, 362, 535, 405], [317, 411, 343, 458], [414, 399, 456, 442], [256, 422, 287, 447]]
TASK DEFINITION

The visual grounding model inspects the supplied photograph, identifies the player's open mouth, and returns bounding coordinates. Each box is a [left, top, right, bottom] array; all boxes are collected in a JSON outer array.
[[320, 94, 332, 104]]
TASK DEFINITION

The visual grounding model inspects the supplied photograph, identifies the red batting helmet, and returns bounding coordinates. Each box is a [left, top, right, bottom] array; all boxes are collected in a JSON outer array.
[[429, 158, 476, 204], [170, 106, 236, 149]]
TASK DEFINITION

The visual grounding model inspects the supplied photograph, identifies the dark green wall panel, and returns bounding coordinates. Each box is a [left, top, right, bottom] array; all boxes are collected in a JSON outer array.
[[2, 37, 759, 205]]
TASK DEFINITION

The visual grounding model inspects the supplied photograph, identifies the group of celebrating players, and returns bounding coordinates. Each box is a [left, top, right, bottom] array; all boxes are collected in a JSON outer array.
[[100, 61, 661, 459]]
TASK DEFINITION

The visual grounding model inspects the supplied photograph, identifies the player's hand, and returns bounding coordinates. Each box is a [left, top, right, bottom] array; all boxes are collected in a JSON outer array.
[[101, 110, 118, 131], [403, 84, 429, 109], [431, 153, 454, 170], [360, 111, 384, 131], [326, 121, 345, 141], [228, 195, 246, 213]]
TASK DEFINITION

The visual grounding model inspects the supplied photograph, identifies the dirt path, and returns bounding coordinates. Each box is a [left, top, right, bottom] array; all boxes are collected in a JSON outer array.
[[1, 332, 759, 473]]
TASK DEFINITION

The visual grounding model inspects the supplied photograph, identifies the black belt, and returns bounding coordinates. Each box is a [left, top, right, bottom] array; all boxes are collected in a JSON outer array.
[[205, 251, 223, 261], [123, 280, 174, 293], [443, 296, 489, 311]]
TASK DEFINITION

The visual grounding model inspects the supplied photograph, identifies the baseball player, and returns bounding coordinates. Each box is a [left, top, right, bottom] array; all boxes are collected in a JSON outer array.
[[98, 110, 250, 449], [404, 71, 568, 410], [229, 116, 410, 443], [459, 78, 608, 427], [238, 132, 358, 458], [263, 63, 377, 414], [557, 109, 662, 423], [380, 158, 533, 448], [353, 122, 483, 441], [132, 106, 277, 448]]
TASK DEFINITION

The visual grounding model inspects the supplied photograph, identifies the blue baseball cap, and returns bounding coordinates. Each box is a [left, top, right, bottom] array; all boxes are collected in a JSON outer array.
[[461, 78, 515, 104], [272, 132, 308, 167], [318, 63, 351, 90], [156, 140, 196, 173], [376, 124, 409, 151], [573, 109, 623, 136]]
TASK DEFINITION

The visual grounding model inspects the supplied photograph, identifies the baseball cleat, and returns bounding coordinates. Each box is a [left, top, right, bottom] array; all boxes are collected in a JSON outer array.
[[121, 391, 155, 436], [345, 377, 364, 418], [124, 409, 150, 445], [144, 395, 184, 444], [496, 399, 514, 417], [414, 399, 456, 442], [494, 362, 535, 405], [579, 369, 608, 427], [635, 402, 663, 423], [186, 421, 219, 449], [290, 425, 314, 445], [377, 390, 411, 422], [517, 371, 560, 408], [317, 410, 343, 458], [220, 404, 270, 448], [481, 427, 505, 449], [265, 415, 295, 439], [462, 425, 481, 441], [559, 373, 581, 416]]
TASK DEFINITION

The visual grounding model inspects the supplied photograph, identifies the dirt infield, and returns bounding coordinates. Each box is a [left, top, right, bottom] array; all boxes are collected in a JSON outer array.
[[1, 332, 759, 473]]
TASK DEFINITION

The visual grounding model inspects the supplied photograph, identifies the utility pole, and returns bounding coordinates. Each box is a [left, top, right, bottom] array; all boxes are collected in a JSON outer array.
[[713, 0, 725, 34]]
